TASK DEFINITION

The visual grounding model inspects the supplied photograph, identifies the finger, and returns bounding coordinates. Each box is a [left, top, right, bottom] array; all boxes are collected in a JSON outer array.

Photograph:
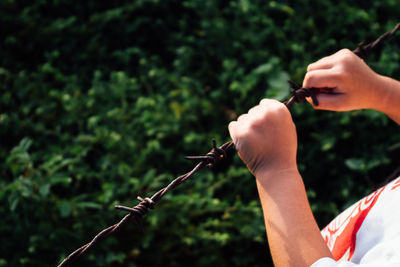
[[307, 93, 346, 111], [305, 87, 341, 105], [228, 121, 238, 142], [303, 69, 341, 89], [228, 121, 246, 153], [307, 49, 349, 72], [248, 105, 259, 115], [259, 98, 281, 107], [236, 113, 249, 124], [248, 104, 270, 121], [307, 59, 334, 72]]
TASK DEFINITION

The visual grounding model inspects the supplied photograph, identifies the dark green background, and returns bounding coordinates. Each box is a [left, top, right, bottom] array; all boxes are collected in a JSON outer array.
[[1, 0, 399, 266]]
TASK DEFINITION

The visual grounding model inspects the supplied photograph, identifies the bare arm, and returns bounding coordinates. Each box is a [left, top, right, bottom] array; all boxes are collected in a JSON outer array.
[[256, 169, 332, 266], [228, 99, 332, 266], [374, 75, 400, 124]]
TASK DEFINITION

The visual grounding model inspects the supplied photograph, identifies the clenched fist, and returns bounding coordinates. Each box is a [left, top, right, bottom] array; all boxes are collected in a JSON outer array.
[[228, 99, 298, 177]]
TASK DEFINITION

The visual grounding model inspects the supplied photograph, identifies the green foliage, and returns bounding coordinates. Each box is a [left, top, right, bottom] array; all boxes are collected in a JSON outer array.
[[0, 1, 399, 266]]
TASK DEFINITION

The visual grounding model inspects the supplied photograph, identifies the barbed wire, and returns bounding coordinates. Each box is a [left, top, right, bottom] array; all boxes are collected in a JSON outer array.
[[353, 23, 400, 59], [58, 22, 399, 267], [57, 140, 234, 267]]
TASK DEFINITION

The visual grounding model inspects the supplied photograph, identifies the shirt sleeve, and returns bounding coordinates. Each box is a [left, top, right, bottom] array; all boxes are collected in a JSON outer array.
[[311, 257, 400, 267]]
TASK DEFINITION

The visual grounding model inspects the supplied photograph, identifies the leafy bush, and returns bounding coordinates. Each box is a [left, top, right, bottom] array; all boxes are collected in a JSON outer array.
[[0, 1, 399, 266]]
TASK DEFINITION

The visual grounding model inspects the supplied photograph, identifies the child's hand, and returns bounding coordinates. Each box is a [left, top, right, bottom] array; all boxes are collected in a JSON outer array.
[[228, 99, 297, 177], [303, 49, 383, 111]]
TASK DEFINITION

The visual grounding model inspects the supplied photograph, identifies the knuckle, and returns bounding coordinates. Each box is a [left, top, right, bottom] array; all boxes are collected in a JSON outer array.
[[340, 48, 350, 53], [303, 71, 314, 86], [259, 99, 268, 106], [334, 65, 349, 81], [331, 68, 344, 80], [228, 121, 236, 131], [341, 55, 352, 65], [306, 63, 314, 72], [304, 71, 312, 80], [248, 105, 262, 115], [259, 98, 276, 106], [275, 102, 288, 114], [265, 99, 282, 108], [333, 49, 352, 65], [338, 48, 352, 56], [267, 102, 287, 119], [237, 114, 248, 124], [338, 50, 355, 65]]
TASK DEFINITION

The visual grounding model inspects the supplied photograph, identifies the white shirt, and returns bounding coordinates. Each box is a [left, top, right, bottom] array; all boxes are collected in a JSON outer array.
[[311, 176, 400, 266]]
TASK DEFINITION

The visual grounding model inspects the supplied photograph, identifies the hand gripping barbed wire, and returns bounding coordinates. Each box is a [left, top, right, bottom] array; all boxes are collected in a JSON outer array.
[[284, 22, 400, 108], [58, 22, 399, 266]]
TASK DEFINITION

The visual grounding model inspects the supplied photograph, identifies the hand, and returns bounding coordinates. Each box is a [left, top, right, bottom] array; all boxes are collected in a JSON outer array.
[[228, 99, 297, 177], [303, 49, 383, 111]]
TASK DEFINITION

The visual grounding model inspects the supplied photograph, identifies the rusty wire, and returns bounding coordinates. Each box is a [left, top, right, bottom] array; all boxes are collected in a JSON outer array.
[[58, 23, 399, 267], [57, 140, 234, 267], [353, 23, 400, 59]]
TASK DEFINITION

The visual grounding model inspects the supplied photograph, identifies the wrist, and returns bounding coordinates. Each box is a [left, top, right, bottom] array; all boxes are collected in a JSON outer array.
[[255, 166, 300, 184], [363, 73, 387, 110], [372, 75, 400, 113]]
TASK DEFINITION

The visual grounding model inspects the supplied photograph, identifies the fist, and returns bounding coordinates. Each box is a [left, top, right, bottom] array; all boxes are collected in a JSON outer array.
[[228, 99, 297, 176]]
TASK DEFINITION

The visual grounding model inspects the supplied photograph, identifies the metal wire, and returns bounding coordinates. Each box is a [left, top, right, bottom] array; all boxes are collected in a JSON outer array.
[[58, 22, 399, 267], [353, 23, 400, 59], [57, 140, 234, 267]]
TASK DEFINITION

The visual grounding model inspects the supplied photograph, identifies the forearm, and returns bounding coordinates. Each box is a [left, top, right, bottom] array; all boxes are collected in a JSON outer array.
[[374, 75, 400, 125], [255, 169, 332, 267]]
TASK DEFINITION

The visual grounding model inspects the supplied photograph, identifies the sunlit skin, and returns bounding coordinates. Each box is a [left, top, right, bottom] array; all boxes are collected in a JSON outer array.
[[228, 50, 400, 266], [304, 49, 400, 124]]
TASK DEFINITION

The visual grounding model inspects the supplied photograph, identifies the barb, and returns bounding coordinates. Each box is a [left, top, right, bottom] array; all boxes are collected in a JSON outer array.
[[58, 22, 399, 266], [354, 23, 400, 59], [57, 140, 234, 267], [284, 80, 319, 108]]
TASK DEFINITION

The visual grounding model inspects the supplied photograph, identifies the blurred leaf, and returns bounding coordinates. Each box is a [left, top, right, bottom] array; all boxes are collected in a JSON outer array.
[[59, 201, 72, 217], [266, 71, 291, 101], [76, 202, 102, 210], [345, 158, 364, 171], [39, 184, 50, 197]]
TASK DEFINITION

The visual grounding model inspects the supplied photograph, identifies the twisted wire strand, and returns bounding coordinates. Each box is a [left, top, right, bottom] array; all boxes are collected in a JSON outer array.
[[354, 23, 400, 59], [58, 22, 399, 266], [57, 140, 234, 267], [284, 80, 319, 108]]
